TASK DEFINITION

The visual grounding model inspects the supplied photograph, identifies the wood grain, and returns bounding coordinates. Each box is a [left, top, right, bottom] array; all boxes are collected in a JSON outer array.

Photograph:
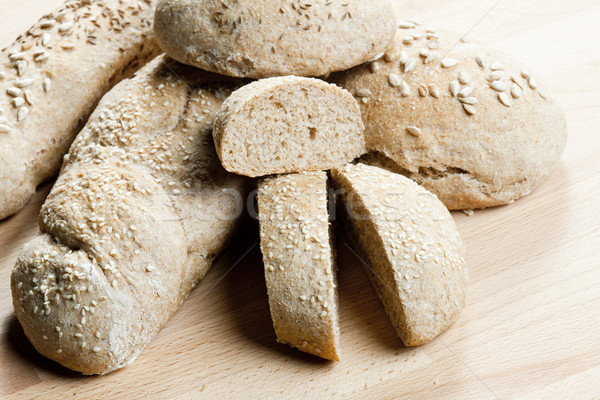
[[1, 0, 600, 398]]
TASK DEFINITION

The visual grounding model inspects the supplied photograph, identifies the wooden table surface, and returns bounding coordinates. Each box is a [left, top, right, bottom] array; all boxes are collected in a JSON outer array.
[[1, 0, 599, 399]]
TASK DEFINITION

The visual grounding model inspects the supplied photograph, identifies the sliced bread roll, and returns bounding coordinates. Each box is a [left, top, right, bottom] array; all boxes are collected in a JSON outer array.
[[154, 0, 397, 78], [258, 171, 341, 360], [331, 24, 567, 210], [11, 56, 248, 374], [213, 76, 365, 177], [0, 0, 159, 220], [331, 163, 468, 346]]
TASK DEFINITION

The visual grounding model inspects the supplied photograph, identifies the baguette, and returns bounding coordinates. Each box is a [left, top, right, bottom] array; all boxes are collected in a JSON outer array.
[[11, 56, 248, 374], [331, 24, 567, 210], [213, 76, 365, 177], [258, 171, 341, 360], [331, 163, 468, 346], [0, 0, 159, 220], [154, 0, 397, 78]]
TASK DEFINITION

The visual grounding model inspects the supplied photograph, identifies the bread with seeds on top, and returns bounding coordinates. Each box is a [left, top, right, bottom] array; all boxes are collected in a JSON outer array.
[[10, 56, 249, 375], [331, 163, 468, 346], [154, 0, 397, 78], [0, 0, 159, 221], [213, 76, 366, 177], [330, 23, 567, 210], [258, 171, 341, 360]]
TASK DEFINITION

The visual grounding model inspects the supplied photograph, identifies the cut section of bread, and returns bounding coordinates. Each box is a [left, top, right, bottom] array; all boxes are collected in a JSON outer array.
[[154, 0, 397, 78], [258, 171, 341, 360], [0, 0, 159, 220], [330, 24, 567, 210], [10, 56, 249, 375], [213, 76, 365, 177], [331, 163, 468, 346]]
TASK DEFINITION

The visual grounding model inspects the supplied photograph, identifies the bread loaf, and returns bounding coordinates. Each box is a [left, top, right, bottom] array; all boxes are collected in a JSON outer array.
[[331, 24, 567, 210], [154, 0, 397, 78], [11, 56, 249, 374], [331, 163, 468, 346], [0, 0, 159, 220], [213, 76, 365, 177], [258, 171, 341, 360]]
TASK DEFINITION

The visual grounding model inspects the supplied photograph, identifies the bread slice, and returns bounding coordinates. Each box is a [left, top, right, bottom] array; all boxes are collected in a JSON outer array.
[[213, 76, 365, 177], [0, 0, 159, 220], [10, 56, 249, 374], [331, 163, 468, 346], [330, 24, 567, 210], [258, 171, 341, 360], [154, 0, 397, 78]]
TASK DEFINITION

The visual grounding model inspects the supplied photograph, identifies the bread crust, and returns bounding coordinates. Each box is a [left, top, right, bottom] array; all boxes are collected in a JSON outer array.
[[154, 0, 397, 78], [331, 163, 468, 346], [0, 0, 160, 220], [258, 172, 341, 360], [11, 56, 249, 374], [331, 24, 567, 210]]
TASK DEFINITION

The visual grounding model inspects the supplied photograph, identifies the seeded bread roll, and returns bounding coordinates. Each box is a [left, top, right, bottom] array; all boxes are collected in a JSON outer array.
[[258, 171, 341, 360], [331, 163, 468, 346], [0, 0, 159, 220], [154, 0, 396, 79], [10, 56, 249, 375], [330, 23, 567, 210], [213, 76, 365, 177]]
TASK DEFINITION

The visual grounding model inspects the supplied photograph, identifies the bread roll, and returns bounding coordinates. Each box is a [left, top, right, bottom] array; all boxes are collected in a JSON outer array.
[[11, 56, 248, 374], [331, 23, 567, 210], [0, 0, 159, 220], [213, 76, 365, 177], [258, 171, 341, 360], [154, 0, 397, 78], [331, 163, 468, 346]]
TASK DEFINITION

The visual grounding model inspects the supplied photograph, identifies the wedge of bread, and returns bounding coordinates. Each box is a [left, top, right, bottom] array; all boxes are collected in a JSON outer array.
[[331, 163, 468, 346], [0, 0, 159, 220], [11, 56, 248, 374], [213, 76, 365, 177], [258, 171, 341, 360]]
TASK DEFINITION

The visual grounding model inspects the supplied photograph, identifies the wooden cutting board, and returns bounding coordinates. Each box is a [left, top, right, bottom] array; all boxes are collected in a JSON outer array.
[[1, 0, 599, 398]]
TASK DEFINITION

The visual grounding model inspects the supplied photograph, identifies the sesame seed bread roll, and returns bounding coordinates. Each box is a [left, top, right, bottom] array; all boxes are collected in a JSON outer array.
[[0, 0, 160, 220], [213, 76, 366, 177], [330, 23, 568, 210], [154, 0, 397, 79], [10, 56, 249, 375], [258, 171, 341, 360], [331, 163, 468, 346]]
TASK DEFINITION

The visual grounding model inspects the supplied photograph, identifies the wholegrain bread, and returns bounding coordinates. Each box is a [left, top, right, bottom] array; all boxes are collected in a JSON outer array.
[[154, 0, 397, 78], [330, 24, 567, 210], [258, 171, 341, 360], [0, 0, 159, 220], [11, 56, 249, 374], [213, 76, 365, 177], [331, 163, 468, 346]]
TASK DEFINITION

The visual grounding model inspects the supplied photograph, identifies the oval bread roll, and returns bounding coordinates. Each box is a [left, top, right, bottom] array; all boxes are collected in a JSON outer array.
[[11, 56, 248, 374], [331, 23, 568, 210], [0, 0, 159, 220], [258, 171, 341, 360], [213, 76, 366, 177], [154, 0, 397, 78], [331, 163, 468, 346]]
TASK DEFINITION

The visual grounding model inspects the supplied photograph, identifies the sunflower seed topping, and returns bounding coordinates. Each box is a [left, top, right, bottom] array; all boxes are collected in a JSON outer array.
[[18, 106, 29, 121], [449, 81, 460, 97], [528, 77, 538, 89], [398, 50, 409, 65], [398, 21, 417, 29], [404, 58, 417, 73], [511, 83, 522, 98], [400, 81, 411, 97], [388, 73, 401, 88], [488, 71, 504, 81], [498, 92, 512, 107], [441, 58, 458, 68], [458, 86, 474, 98], [463, 104, 477, 115], [476, 55, 486, 68], [7, 87, 21, 97], [490, 81, 508, 92], [355, 88, 371, 98], [406, 126, 421, 136], [15, 78, 34, 88], [458, 71, 471, 85], [0, 124, 12, 133], [459, 96, 478, 105], [429, 84, 440, 98]]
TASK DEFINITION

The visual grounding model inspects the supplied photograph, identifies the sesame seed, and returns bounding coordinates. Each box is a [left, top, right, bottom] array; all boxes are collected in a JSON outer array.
[[463, 104, 476, 115], [490, 81, 508, 92], [7, 87, 21, 97], [111, 280, 117, 287], [419, 48, 430, 58], [16, 60, 27, 76], [15, 78, 34, 88], [441, 58, 458, 68], [9, 52, 26, 61], [398, 21, 416, 29], [398, 50, 408, 65], [521, 70, 531, 79], [17, 107, 29, 122], [476, 55, 486, 68], [424, 52, 438, 64], [300, 295, 308, 301], [74, 333, 83, 338], [43, 78, 51, 92], [95, 331, 101, 339], [428, 41, 440, 50], [406, 126, 421, 136], [57, 349, 62, 353], [488, 71, 504, 81], [369, 62, 380, 73], [388, 73, 401, 88], [400, 81, 411, 97], [404, 58, 417, 73], [43, 335, 48, 340], [458, 71, 470, 85], [58, 21, 73, 32], [93, 347, 101, 353], [498, 92, 512, 107], [41, 33, 51, 46], [402, 35, 414, 45], [355, 88, 371, 98], [458, 96, 478, 105], [429, 84, 440, 98], [320, 311, 327, 317], [418, 85, 428, 97], [458, 86, 474, 98], [13, 98, 25, 107], [490, 63, 504, 71], [449, 81, 460, 97], [528, 77, 538, 89], [511, 83, 522, 98], [24, 90, 34, 105], [145, 265, 155, 272]]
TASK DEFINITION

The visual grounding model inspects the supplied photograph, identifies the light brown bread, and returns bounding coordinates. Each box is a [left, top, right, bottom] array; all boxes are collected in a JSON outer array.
[[0, 0, 159, 220], [154, 0, 397, 79], [331, 24, 567, 210], [213, 76, 365, 177], [258, 171, 341, 360], [11, 56, 249, 374], [331, 163, 468, 346]]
